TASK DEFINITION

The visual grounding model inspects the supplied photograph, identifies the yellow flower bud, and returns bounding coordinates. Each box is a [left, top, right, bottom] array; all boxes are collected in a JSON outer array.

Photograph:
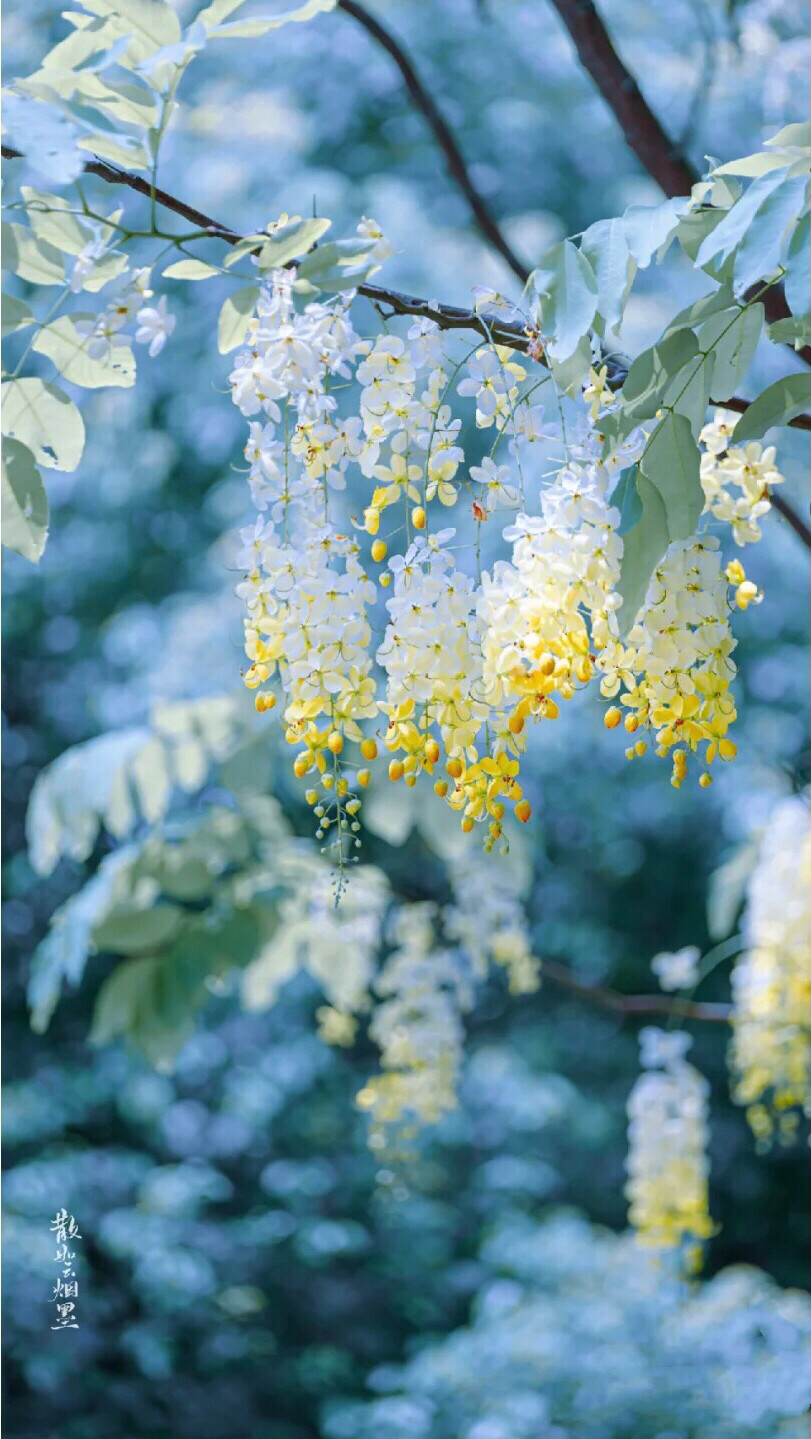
[[434, 779, 448, 798], [461, 816, 475, 833], [381, 574, 391, 588], [699, 773, 712, 788], [604, 706, 622, 730], [336, 777, 349, 797], [293, 753, 311, 778], [514, 799, 531, 824], [412, 506, 426, 530], [360, 737, 378, 761], [327, 730, 343, 755], [305, 789, 319, 806], [424, 737, 440, 764], [371, 539, 387, 563], [725, 558, 745, 585], [446, 757, 463, 779], [364, 506, 380, 535], [719, 739, 737, 761], [624, 714, 639, 734], [508, 713, 524, 735], [357, 768, 371, 788], [388, 759, 404, 781]]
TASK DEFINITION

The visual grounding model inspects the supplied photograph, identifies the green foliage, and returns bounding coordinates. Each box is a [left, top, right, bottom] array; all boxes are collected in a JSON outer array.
[[1, 436, 49, 561], [732, 372, 811, 442]]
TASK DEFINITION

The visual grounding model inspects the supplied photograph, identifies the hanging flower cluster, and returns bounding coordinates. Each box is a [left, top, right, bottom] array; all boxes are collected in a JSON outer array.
[[229, 242, 784, 857], [626, 1029, 714, 1267], [729, 793, 811, 1146], [356, 905, 470, 1146], [76, 265, 176, 362]]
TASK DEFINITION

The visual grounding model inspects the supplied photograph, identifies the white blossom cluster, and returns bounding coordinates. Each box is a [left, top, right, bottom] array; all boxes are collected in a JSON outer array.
[[229, 242, 781, 859], [357, 904, 470, 1144], [75, 265, 175, 362], [597, 535, 739, 787], [625, 1028, 713, 1263], [730, 792, 811, 1146], [700, 408, 785, 547]]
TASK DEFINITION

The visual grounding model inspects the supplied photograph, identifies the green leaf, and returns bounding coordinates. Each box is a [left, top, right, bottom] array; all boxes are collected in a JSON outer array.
[[707, 842, 758, 941], [767, 315, 811, 348], [80, 249, 130, 292], [732, 174, 809, 296], [662, 350, 715, 436], [22, 186, 88, 256], [209, 0, 336, 38], [222, 234, 266, 268], [640, 411, 703, 540], [75, 0, 182, 63], [695, 166, 792, 273], [93, 902, 186, 955], [547, 334, 591, 397], [580, 217, 634, 332], [1, 379, 85, 471], [663, 285, 737, 337], [610, 463, 643, 534], [2, 438, 49, 563], [217, 285, 258, 352], [163, 258, 221, 281], [294, 236, 379, 296], [257, 217, 331, 270], [33, 314, 135, 388], [700, 303, 763, 402], [615, 472, 669, 635], [1, 222, 65, 285], [70, 71, 159, 127], [2, 294, 34, 335], [606, 328, 699, 445], [731, 373, 811, 443], [784, 212, 810, 319], [530, 240, 598, 362], [77, 133, 151, 170], [622, 196, 687, 268]]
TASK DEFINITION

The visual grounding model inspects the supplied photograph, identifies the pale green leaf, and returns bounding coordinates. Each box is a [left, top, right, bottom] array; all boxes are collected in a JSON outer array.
[[622, 196, 687, 268], [77, 133, 150, 169], [217, 285, 259, 352], [33, 314, 136, 388], [70, 70, 159, 127], [163, 258, 221, 281], [640, 411, 703, 540], [615, 472, 669, 635], [22, 185, 88, 256], [1, 438, 49, 562], [732, 174, 809, 296], [662, 350, 715, 436], [93, 902, 185, 955], [767, 316, 811, 348], [2, 294, 34, 335], [764, 121, 811, 152], [580, 217, 634, 332], [700, 303, 763, 402], [695, 167, 791, 273], [1, 222, 65, 285], [784, 213, 810, 319], [80, 249, 130, 292], [731, 373, 811, 443], [209, 0, 336, 38], [74, 0, 182, 63], [1, 379, 85, 471], [256, 216, 331, 270], [530, 240, 598, 361]]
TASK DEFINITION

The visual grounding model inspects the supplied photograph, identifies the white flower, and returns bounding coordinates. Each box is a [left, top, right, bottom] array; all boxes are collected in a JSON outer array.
[[638, 1027, 692, 1070], [135, 295, 176, 357], [651, 945, 701, 991], [469, 457, 518, 512]]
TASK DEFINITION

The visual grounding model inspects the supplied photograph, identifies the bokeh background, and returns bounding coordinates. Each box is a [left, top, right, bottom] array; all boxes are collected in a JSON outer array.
[[2, 1, 810, 1436]]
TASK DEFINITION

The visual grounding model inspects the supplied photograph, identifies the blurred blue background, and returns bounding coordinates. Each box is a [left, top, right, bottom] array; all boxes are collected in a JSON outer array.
[[2, 2, 810, 1435]]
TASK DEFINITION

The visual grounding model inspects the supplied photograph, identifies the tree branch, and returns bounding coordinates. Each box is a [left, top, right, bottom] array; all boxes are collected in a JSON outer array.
[[335, 0, 530, 285], [541, 957, 733, 1023], [3, 141, 809, 553], [546, 0, 811, 370]]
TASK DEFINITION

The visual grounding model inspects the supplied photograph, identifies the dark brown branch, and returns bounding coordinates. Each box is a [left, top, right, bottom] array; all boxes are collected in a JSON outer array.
[[541, 958, 733, 1023], [546, 0, 811, 370], [770, 491, 811, 548], [336, 0, 529, 285], [3, 141, 809, 550]]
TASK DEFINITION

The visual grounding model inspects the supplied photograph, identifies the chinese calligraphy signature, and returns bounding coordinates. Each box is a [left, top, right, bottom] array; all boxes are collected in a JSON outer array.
[[50, 1209, 81, 1330]]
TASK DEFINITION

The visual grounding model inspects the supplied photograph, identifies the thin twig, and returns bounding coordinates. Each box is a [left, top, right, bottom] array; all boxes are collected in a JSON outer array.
[[541, 958, 733, 1023], [3, 142, 809, 545], [336, 0, 529, 284], [546, 0, 811, 370]]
